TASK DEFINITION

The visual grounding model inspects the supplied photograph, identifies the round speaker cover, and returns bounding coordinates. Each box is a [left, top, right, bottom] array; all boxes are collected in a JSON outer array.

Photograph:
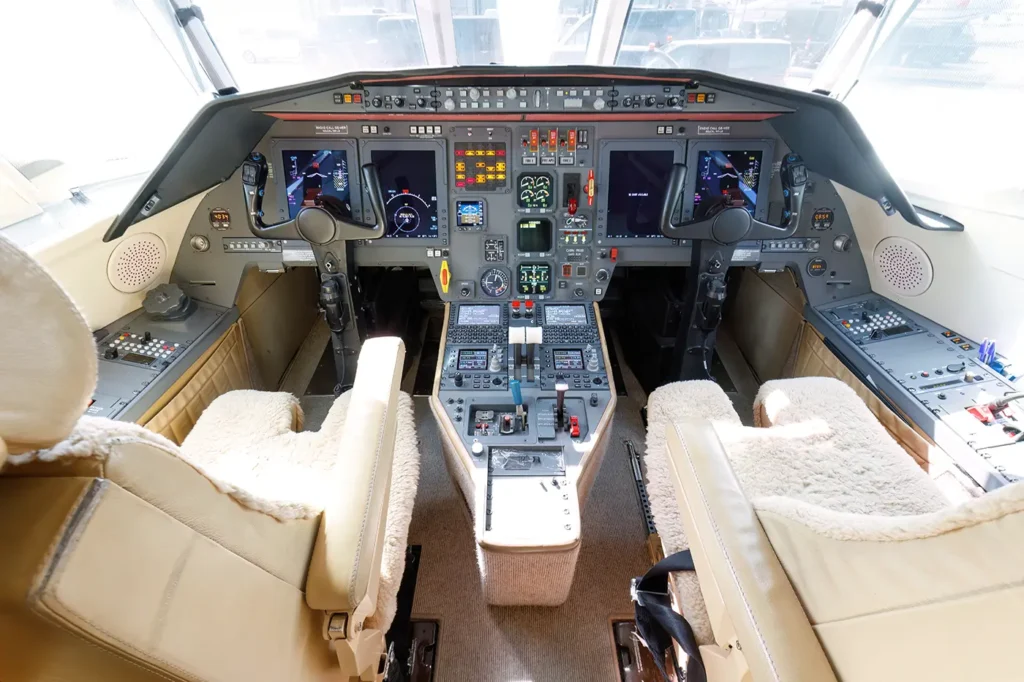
[[872, 236, 933, 296]]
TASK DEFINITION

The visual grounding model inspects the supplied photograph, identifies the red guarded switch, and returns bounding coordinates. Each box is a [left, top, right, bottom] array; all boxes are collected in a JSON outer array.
[[570, 415, 580, 438], [610, 247, 618, 263]]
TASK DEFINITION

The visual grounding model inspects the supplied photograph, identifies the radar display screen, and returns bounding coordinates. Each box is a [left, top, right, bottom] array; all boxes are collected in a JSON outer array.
[[552, 349, 585, 371], [694, 150, 763, 217], [605, 150, 675, 239], [283, 150, 351, 219], [371, 149, 439, 238], [457, 349, 489, 370], [517, 173, 554, 209], [457, 304, 501, 326], [517, 263, 551, 296], [456, 200, 485, 227], [544, 305, 588, 326], [454, 142, 507, 191], [517, 218, 553, 253]]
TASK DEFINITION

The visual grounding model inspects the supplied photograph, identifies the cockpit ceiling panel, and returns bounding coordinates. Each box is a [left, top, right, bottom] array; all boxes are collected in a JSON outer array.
[[104, 66, 923, 241]]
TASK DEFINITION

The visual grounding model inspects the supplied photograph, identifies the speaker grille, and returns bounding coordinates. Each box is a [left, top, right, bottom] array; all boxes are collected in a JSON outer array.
[[872, 236, 932, 296], [106, 233, 166, 293]]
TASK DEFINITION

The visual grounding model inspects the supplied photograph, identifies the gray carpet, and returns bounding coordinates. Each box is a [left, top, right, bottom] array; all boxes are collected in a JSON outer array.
[[408, 395, 652, 682]]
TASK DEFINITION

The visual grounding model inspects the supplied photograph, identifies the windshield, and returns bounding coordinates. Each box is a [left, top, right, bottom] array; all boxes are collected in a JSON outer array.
[[3, 0, 1022, 246]]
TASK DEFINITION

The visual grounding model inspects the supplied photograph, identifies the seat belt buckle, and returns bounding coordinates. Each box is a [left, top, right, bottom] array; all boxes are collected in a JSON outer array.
[[630, 577, 640, 603], [324, 612, 348, 641]]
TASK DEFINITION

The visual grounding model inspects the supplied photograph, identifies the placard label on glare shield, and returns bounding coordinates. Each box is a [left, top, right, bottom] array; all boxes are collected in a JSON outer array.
[[314, 124, 350, 136], [697, 125, 731, 136]]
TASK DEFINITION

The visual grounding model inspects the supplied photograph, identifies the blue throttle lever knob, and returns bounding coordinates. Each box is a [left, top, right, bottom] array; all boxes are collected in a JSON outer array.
[[509, 379, 522, 406]]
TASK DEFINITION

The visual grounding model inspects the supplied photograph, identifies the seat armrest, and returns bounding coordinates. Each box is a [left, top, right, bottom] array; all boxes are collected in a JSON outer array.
[[306, 337, 405, 623], [665, 418, 837, 682]]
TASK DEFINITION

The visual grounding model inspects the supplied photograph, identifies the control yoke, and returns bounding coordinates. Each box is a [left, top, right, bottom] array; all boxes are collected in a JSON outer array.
[[240, 153, 388, 244], [659, 153, 808, 244]]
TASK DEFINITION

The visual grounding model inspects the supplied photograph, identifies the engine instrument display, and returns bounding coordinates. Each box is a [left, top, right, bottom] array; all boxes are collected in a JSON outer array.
[[552, 349, 585, 371], [517, 218, 553, 253], [457, 304, 502, 325], [456, 200, 485, 228], [454, 142, 507, 191], [371, 149, 439, 238], [544, 305, 589, 326], [605, 150, 675, 239], [480, 267, 510, 298], [694, 150, 763, 217], [517, 263, 551, 295], [457, 349, 489, 370], [283, 149, 350, 219], [517, 173, 553, 209]]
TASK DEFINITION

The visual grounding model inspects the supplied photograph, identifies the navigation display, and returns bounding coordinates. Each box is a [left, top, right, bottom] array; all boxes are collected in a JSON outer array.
[[517, 263, 551, 295], [282, 150, 350, 219], [371, 149, 439, 238], [457, 349, 489, 370], [517, 218, 553, 253], [454, 142, 507, 191], [544, 305, 588, 326], [457, 304, 501, 326], [605, 150, 674, 239], [694, 150, 763, 217], [553, 349, 585, 371]]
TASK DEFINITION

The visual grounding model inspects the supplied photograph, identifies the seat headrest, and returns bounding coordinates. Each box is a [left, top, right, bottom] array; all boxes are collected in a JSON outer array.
[[0, 235, 96, 455]]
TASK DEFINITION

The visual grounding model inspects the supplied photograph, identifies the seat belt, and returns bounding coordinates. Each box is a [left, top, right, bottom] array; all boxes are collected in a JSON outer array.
[[632, 550, 707, 682]]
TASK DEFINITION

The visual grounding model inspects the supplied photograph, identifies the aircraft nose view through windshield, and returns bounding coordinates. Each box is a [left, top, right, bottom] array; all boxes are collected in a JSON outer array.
[[1, 1, 1023, 682]]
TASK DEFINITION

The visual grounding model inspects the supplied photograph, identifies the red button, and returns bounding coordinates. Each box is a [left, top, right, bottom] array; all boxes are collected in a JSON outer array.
[[525, 300, 534, 309], [511, 300, 521, 309], [610, 247, 618, 262], [562, 264, 573, 277]]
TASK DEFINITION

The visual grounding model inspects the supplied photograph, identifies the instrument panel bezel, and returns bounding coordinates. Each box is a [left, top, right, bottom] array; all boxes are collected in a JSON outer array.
[[595, 138, 686, 246], [682, 138, 775, 224], [356, 137, 450, 243], [268, 137, 363, 224]]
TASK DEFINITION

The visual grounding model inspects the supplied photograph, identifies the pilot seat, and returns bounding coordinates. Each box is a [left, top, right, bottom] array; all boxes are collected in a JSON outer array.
[[642, 376, 1024, 682], [0, 235, 421, 682]]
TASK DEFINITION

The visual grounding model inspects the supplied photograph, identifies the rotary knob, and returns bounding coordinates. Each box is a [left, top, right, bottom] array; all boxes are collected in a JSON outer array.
[[595, 269, 609, 282], [505, 87, 517, 99], [393, 96, 405, 107], [416, 97, 427, 107], [667, 96, 679, 106], [469, 88, 481, 101], [371, 96, 383, 108], [645, 96, 657, 107], [593, 97, 605, 110], [833, 234, 852, 252], [443, 98, 456, 111]]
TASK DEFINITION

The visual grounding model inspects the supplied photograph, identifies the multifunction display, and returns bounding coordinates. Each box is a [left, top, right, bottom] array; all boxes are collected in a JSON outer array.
[[457, 304, 502, 326], [544, 305, 589, 326], [457, 349, 489, 370], [454, 142, 507, 190], [517, 218, 553, 253], [605, 150, 674, 239], [552, 349, 584, 370], [694, 150, 763, 217], [282, 149, 350, 219], [371, 149, 439, 238], [517, 263, 552, 295]]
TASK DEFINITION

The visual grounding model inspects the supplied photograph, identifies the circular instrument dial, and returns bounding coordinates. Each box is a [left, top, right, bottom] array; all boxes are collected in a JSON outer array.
[[565, 213, 589, 230], [386, 192, 430, 236], [480, 267, 511, 298]]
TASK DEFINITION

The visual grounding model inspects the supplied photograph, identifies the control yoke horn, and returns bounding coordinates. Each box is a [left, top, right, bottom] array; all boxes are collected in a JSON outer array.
[[659, 153, 808, 243], [240, 153, 388, 244]]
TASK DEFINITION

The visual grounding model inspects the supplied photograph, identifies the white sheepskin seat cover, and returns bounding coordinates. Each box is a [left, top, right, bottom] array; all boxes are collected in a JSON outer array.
[[11, 389, 420, 632]]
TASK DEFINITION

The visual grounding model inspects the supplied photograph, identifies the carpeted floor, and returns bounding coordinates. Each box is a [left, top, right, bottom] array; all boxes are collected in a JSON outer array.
[[406, 394, 652, 682]]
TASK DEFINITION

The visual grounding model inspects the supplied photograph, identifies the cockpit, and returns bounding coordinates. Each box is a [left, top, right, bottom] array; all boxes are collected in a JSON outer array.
[[1, 2, 1023, 682]]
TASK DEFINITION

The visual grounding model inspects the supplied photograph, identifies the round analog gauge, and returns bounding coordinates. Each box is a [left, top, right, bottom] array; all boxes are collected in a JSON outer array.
[[520, 188, 535, 204], [386, 193, 430, 235], [480, 267, 511, 298]]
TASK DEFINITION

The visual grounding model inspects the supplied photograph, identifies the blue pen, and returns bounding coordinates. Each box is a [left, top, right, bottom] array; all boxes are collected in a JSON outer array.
[[987, 340, 997, 365], [979, 339, 990, 363]]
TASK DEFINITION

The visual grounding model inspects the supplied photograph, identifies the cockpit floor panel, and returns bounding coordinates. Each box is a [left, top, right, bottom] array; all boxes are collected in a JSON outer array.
[[406, 395, 651, 682]]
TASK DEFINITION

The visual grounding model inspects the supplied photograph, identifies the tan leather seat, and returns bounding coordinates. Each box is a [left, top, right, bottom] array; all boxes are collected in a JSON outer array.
[[0, 235, 420, 682], [649, 377, 1024, 682]]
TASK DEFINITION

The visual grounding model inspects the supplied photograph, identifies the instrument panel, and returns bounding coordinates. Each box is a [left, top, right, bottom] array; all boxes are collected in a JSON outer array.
[[174, 76, 870, 313]]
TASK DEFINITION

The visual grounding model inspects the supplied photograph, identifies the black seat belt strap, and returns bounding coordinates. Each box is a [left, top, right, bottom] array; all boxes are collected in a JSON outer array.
[[632, 550, 707, 682]]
